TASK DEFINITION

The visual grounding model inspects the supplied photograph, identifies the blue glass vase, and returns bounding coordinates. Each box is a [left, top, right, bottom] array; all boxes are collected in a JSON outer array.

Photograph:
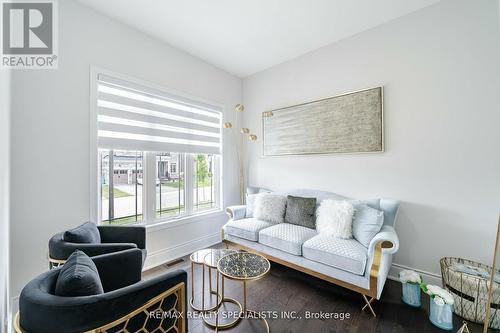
[[429, 298, 453, 331], [401, 282, 421, 307]]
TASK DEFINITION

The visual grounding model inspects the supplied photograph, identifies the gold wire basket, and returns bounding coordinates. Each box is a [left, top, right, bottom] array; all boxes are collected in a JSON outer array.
[[440, 257, 500, 329]]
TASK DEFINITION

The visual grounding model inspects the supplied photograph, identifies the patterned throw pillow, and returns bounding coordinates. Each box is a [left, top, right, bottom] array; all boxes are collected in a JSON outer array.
[[284, 195, 316, 229], [316, 200, 354, 239], [254, 193, 287, 224]]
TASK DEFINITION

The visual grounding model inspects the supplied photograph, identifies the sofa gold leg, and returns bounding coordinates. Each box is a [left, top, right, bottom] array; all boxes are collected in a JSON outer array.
[[362, 295, 376, 317]]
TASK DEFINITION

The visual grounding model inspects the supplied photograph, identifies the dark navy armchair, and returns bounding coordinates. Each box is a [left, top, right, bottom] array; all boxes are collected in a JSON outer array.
[[15, 249, 187, 333], [48, 224, 147, 269]]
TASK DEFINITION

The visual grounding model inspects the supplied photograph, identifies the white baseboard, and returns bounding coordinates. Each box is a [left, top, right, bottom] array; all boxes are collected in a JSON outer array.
[[143, 232, 221, 271], [388, 262, 442, 286]]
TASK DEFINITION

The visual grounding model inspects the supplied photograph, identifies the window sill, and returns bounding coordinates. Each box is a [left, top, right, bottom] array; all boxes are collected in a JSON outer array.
[[144, 209, 226, 233]]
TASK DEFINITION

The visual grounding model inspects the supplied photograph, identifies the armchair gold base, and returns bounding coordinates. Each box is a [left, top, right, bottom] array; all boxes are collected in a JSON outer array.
[[48, 255, 66, 270], [14, 282, 186, 333]]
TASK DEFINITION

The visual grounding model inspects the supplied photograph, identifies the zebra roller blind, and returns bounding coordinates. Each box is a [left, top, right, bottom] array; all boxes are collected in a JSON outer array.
[[97, 74, 222, 154]]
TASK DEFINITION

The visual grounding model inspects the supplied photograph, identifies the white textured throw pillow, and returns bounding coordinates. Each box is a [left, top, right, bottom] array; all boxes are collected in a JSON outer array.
[[254, 193, 287, 224], [316, 200, 354, 239], [245, 193, 258, 217]]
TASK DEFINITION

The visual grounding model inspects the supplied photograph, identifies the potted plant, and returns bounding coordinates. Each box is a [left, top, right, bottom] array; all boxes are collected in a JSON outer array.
[[421, 284, 455, 330], [399, 270, 423, 307]]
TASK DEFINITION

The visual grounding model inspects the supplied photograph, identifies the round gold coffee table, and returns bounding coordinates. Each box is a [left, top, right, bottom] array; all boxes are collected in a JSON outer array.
[[190, 249, 224, 312], [202, 249, 242, 329], [215, 252, 271, 332]]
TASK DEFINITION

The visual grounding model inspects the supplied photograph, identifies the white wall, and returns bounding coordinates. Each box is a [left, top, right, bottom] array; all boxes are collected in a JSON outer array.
[[243, 0, 500, 280], [10, 0, 242, 298], [1, 70, 11, 333]]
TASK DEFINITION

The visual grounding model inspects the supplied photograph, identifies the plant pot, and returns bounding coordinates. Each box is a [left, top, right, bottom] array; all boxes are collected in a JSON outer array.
[[429, 298, 454, 331], [401, 282, 421, 307]]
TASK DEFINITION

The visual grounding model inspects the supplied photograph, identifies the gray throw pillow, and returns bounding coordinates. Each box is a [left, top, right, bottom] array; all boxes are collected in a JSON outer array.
[[63, 222, 101, 244], [285, 195, 317, 229], [352, 203, 384, 247], [55, 250, 104, 296]]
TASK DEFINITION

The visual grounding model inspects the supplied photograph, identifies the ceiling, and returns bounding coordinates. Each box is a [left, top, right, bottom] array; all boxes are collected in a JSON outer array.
[[78, 0, 440, 78]]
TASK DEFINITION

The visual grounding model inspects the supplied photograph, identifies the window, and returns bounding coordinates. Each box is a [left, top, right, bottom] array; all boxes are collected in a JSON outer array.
[[156, 152, 184, 218], [93, 71, 222, 225], [100, 150, 143, 224], [193, 154, 216, 211]]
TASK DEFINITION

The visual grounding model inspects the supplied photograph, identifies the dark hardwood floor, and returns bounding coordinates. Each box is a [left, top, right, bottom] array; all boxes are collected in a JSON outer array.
[[144, 244, 491, 333]]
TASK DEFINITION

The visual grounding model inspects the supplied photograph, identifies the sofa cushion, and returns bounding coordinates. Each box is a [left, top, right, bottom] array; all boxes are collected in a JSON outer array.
[[63, 222, 101, 244], [352, 203, 384, 247], [55, 250, 104, 296], [285, 195, 316, 229], [302, 235, 368, 275], [258, 223, 317, 255], [254, 193, 287, 224], [224, 218, 274, 241]]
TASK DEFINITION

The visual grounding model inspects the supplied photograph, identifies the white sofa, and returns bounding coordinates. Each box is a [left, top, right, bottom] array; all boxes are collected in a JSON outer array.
[[222, 187, 400, 316]]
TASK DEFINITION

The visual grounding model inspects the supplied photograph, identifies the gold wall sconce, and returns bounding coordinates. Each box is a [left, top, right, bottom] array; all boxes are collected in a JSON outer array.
[[240, 128, 250, 134], [223, 122, 233, 128], [249, 134, 257, 141]]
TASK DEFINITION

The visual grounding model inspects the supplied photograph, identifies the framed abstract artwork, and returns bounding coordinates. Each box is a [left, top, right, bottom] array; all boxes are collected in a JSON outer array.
[[262, 87, 383, 156]]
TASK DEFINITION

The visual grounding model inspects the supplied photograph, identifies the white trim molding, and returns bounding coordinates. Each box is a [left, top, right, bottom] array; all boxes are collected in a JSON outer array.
[[143, 232, 221, 270], [388, 262, 442, 286], [145, 210, 225, 233]]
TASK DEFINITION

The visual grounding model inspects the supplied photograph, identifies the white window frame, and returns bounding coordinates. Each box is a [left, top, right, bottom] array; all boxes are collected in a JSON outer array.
[[90, 67, 224, 226]]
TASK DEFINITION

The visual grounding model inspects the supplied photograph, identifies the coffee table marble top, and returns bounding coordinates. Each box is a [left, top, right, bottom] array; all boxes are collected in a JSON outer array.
[[217, 252, 270, 280]]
